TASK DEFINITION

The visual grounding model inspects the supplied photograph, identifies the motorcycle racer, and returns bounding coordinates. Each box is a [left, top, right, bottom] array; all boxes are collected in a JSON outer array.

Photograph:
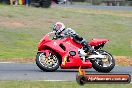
[[52, 22, 94, 54]]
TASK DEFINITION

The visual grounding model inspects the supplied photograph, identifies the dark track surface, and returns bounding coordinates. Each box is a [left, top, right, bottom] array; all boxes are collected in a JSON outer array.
[[0, 63, 132, 81]]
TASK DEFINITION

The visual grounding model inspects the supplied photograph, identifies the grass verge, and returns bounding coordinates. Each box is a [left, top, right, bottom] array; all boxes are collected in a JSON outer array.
[[0, 81, 131, 88]]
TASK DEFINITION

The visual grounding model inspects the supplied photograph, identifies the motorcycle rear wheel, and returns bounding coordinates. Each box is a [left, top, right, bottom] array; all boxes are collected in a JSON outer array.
[[36, 52, 60, 72], [92, 50, 115, 73]]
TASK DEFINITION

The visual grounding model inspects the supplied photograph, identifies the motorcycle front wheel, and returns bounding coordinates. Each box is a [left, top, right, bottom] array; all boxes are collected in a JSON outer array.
[[36, 52, 60, 72], [92, 50, 115, 73]]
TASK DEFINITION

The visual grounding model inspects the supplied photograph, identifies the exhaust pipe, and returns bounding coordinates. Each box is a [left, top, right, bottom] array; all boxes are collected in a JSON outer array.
[[88, 54, 106, 59]]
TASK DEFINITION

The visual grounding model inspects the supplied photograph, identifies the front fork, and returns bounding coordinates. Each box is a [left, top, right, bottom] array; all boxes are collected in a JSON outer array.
[[38, 50, 51, 57]]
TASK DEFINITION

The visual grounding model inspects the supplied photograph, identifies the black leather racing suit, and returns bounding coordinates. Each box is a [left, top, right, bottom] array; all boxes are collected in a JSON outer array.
[[54, 28, 94, 53]]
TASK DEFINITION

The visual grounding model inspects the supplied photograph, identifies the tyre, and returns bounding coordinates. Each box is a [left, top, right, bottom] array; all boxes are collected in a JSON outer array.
[[92, 50, 115, 73], [36, 52, 60, 72], [39, 0, 51, 8]]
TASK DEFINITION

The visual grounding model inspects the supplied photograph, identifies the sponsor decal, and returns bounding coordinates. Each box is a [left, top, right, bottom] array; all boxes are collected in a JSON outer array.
[[62, 56, 67, 65]]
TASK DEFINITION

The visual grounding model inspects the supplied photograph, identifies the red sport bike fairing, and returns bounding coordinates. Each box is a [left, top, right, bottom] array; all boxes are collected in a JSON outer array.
[[36, 32, 115, 72]]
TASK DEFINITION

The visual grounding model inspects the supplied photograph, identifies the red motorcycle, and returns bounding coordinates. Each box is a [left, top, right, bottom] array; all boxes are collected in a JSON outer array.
[[36, 32, 115, 72]]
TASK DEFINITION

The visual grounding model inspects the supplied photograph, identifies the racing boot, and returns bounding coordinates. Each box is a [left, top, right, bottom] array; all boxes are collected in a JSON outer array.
[[81, 41, 94, 55]]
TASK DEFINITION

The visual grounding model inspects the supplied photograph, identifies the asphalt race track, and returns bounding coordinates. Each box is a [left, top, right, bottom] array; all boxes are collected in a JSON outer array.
[[57, 4, 132, 11], [0, 63, 132, 81]]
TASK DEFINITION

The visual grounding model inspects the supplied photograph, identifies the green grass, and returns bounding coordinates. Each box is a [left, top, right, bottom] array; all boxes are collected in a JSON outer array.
[[0, 81, 131, 88], [0, 5, 132, 59]]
